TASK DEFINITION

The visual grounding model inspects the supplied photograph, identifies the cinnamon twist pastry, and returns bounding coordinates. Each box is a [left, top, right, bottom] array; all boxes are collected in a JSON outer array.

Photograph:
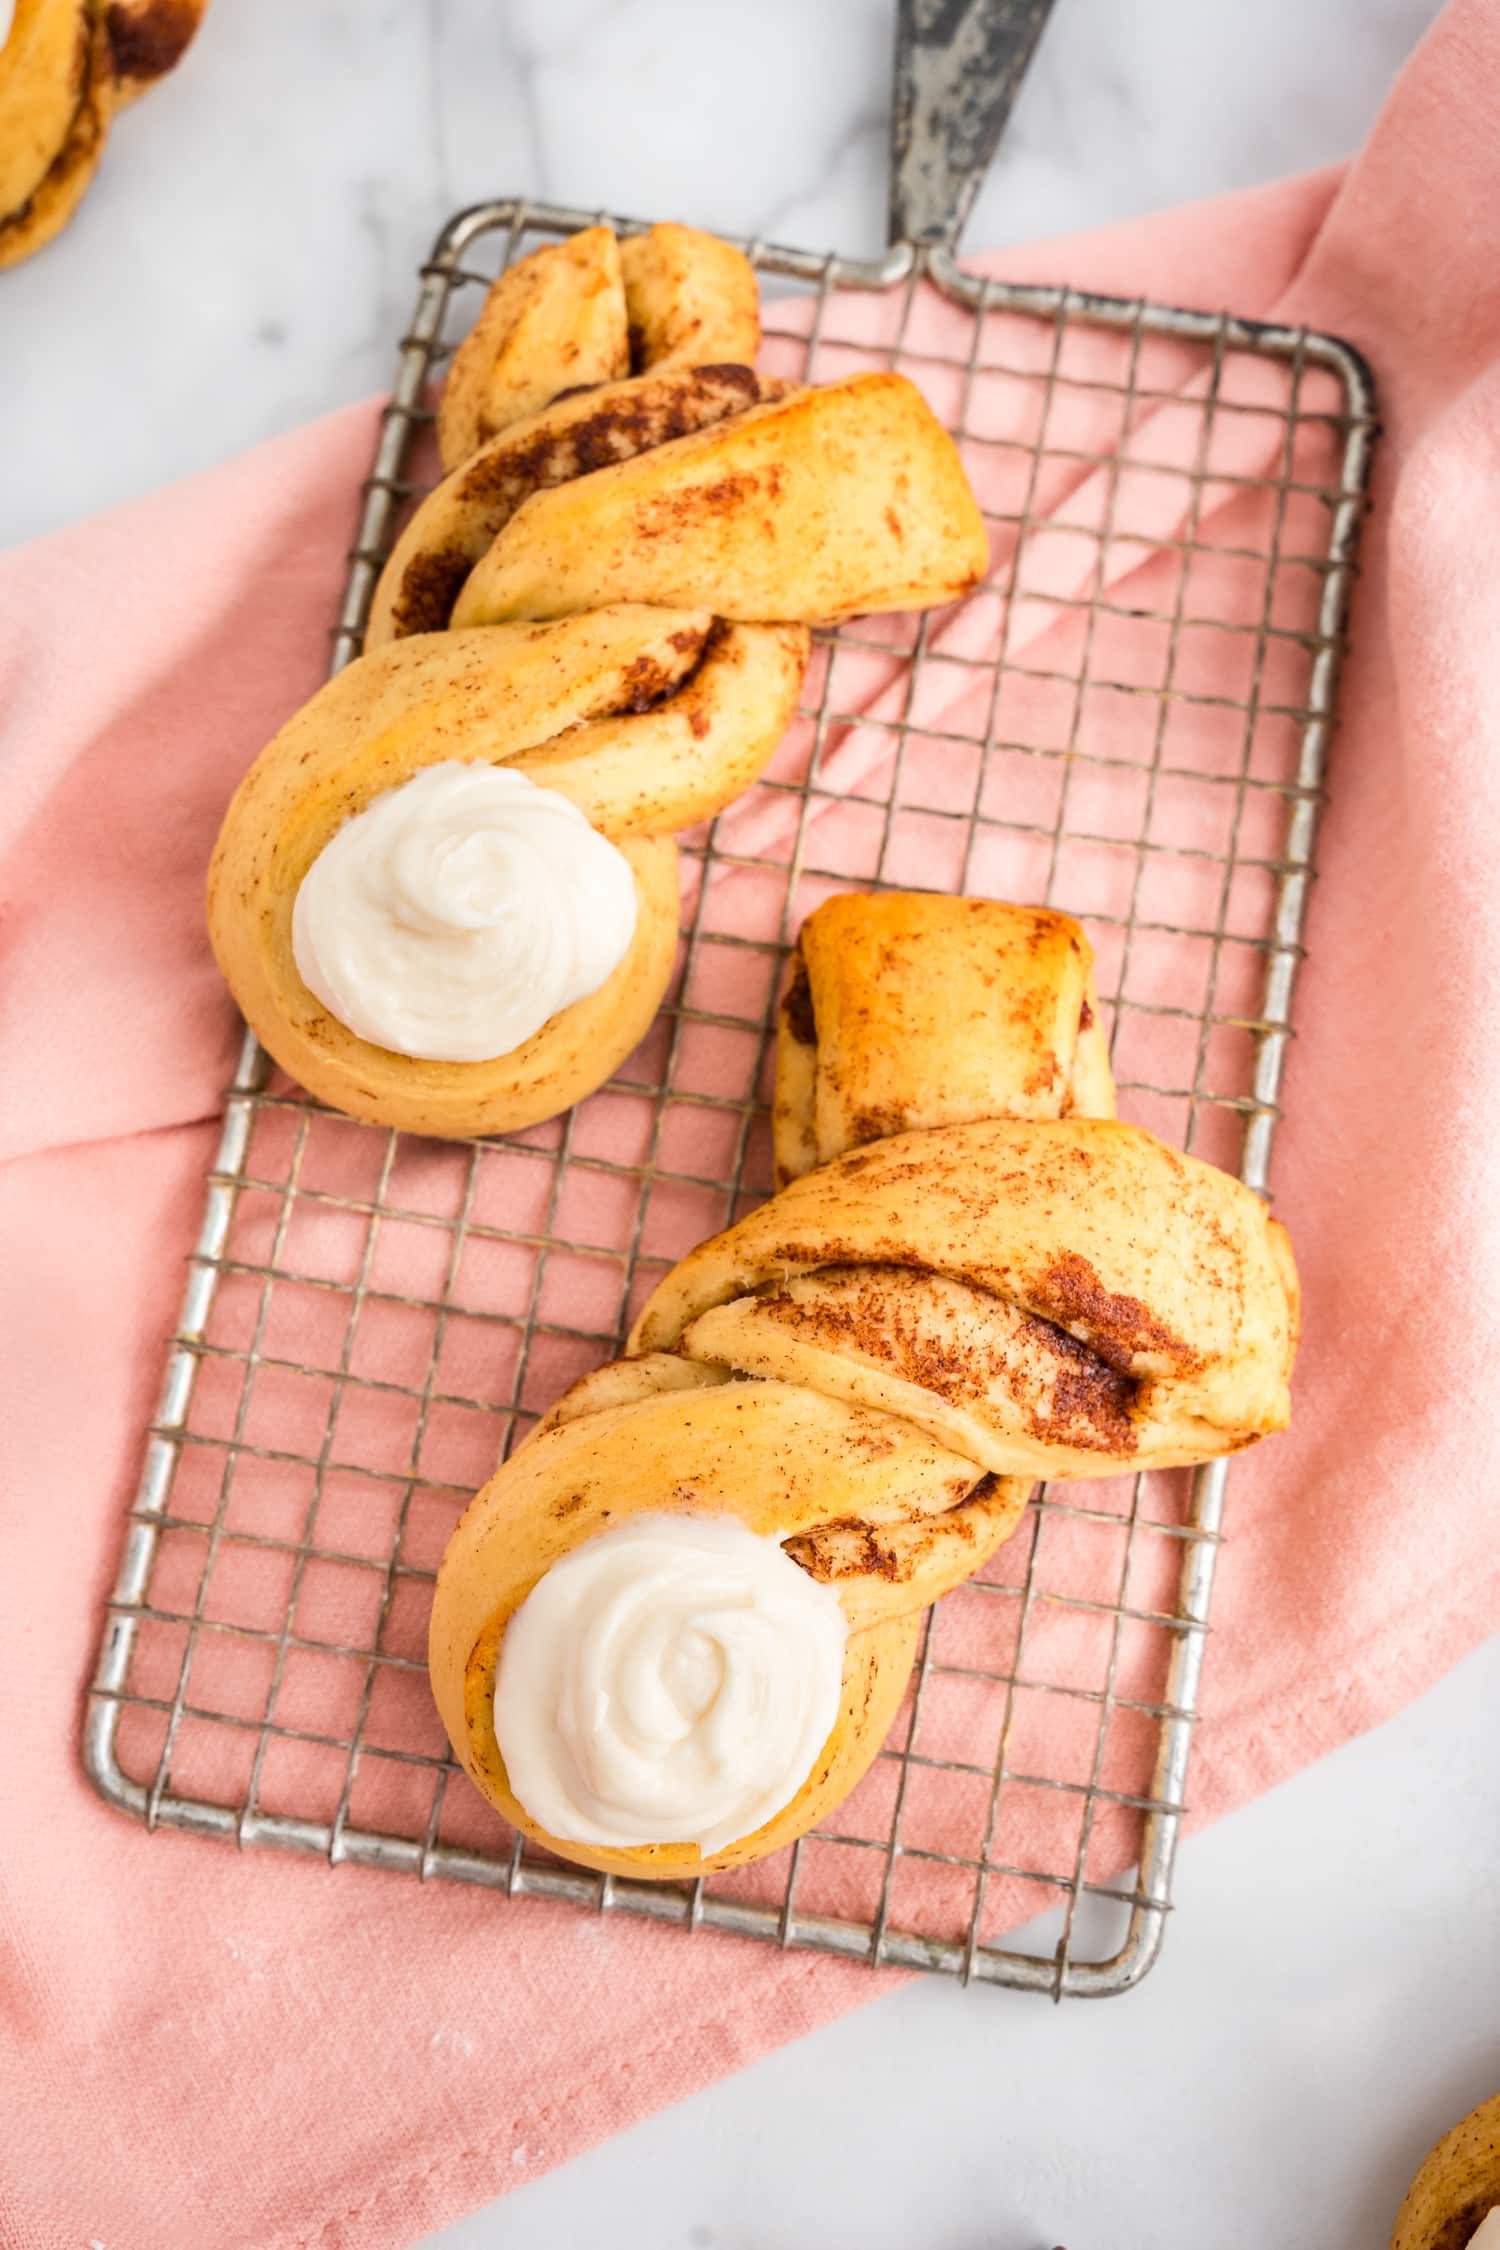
[[210, 226, 988, 1139], [0, 0, 210, 270], [429, 894, 1299, 1879]]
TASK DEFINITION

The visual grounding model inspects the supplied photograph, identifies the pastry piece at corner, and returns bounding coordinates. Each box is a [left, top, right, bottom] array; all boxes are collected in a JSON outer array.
[[0, 1, 113, 270], [0, 0, 210, 270], [429, 891, 1299, 1883], [1389, 2091, 1500, 2250], [774, 890, 1116, 1186]]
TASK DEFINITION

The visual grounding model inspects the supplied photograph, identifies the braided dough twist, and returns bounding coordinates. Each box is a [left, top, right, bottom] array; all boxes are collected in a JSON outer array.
[[430, 895, 1300, 1877], [210, 226, 988, 1137]]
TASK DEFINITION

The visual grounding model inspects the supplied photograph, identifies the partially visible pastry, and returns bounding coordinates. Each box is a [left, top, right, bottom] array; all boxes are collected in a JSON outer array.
[[774, 891, 1115, 1186], [430, 889, 1299, 1879], [1389, 2093, 1500, 2250], [0, 0, 210, 270], [101, 0, 211, 107], [435, 222, 759, 474], [0, 2, 112, 270]]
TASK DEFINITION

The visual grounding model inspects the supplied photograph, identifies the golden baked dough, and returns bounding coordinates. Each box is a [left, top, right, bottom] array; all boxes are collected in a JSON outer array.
[[0, 2, 96, 219], [431, 1121, 1295, 1872], [429, 1372, 1026, 1879], [451, 372, 989, 629], [208, 608, 803, 1139], [435, 222, 760, 475], [619, 221, 760, 372], [0, 2, 111, 271], [0, 0, 209, 270], [377, 228, 985, 648], [633, 1117, 1299, 1482], [214, 223, 990, 1140], [773, 892, 1116, 1186], [437, 226, 630, 471], [369, 364, 789, 649], [431, 889, 1300, 1877], [1389, 2092, 1500, 2250]]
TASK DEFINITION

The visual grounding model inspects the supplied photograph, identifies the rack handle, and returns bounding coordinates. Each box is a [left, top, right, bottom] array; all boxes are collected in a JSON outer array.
[[889, 0, 1059, 250]]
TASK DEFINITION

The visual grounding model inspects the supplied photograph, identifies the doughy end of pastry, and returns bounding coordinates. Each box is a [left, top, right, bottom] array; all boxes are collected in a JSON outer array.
[[452, 1602, 921, 1882], [631, 1116, 1300, 1477], [619, 221, 761, 372], [450, 372, 990, 629], [428, 1378, 1027, 1878], [437, 225, 630, 471], [772, 891, 1117, 1186], [0, 7, 112, 271]]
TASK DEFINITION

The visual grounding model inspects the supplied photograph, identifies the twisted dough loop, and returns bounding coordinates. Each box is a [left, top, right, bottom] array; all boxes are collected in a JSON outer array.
[[632, 1116, 1299, 1484], [375, 222, 986, 645], [207, 607, 784, 1137], [436, 222, 760, 471], [430, 1372, 1019, 1880], [367, 363, 787, 649], [213, 225, 989, 1138]]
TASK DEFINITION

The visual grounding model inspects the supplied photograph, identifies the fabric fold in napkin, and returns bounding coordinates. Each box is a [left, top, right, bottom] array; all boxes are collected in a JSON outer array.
[[5, 4, 1500, 2243]]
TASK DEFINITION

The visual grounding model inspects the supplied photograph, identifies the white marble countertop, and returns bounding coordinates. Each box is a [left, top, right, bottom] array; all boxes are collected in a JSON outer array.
[[2, 0, 1446, 547], [16, 4, 1499, 2247]]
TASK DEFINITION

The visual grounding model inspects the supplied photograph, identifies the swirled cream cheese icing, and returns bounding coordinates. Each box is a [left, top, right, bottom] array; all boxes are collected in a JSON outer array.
[[291, 761, 637, 1063], [493, 1513, 849, 1853]]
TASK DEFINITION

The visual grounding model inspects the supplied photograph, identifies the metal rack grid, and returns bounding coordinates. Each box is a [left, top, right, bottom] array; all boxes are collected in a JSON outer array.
[[84, 199, 1376, 1996]]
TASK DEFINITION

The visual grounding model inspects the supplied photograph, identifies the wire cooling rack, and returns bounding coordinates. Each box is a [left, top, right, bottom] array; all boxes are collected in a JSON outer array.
[[85, 199, 1376, 1996]]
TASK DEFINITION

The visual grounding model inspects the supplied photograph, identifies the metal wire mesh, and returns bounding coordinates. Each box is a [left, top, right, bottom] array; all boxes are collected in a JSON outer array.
[[85, 199, 1376, 1996]]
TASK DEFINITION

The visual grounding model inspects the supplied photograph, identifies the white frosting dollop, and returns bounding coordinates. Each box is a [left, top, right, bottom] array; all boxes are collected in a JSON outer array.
[[494, 1513, 849, 1854], [291, 761, 637, 1063]]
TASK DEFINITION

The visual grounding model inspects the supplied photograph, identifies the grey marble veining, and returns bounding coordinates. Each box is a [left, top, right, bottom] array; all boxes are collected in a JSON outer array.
[[4, 0, 1443, 546]]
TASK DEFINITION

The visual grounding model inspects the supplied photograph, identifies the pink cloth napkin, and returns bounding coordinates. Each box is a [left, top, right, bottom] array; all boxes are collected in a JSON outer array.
[[7, 5, 1500, 2242]]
